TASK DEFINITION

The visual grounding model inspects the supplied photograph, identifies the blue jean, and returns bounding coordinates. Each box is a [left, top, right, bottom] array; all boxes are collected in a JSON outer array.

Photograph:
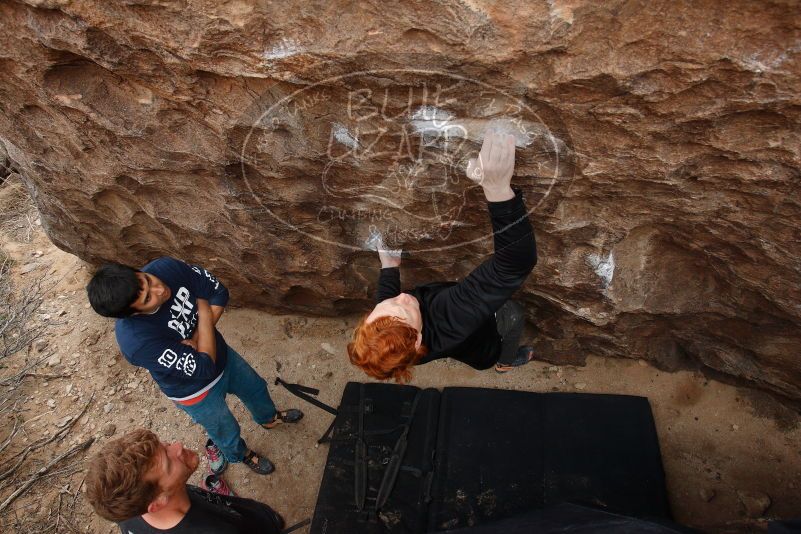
[[176, 346, 276, 463]]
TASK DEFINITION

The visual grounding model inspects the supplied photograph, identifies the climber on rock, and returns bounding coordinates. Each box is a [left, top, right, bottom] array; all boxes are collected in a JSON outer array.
[[348, 130, 537, 381], [87, 257, 303, 477]]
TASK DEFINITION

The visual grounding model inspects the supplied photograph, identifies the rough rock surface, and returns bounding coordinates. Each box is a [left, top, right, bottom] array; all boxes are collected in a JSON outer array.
[[0, 1, 799, 401], [737, 490, 772, 518]]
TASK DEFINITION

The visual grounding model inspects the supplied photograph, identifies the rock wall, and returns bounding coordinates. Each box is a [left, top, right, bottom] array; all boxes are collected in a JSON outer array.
[[1, 0, 800, 401]]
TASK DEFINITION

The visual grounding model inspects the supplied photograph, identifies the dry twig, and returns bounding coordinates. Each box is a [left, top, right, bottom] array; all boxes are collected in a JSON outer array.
[[0, 352, 51, 388], [0, 257, 49, 364], [0, 173, 37, 243], [0, 437, 94, 513], [0, 394, 94, 483], [0, 417, 20, 455]]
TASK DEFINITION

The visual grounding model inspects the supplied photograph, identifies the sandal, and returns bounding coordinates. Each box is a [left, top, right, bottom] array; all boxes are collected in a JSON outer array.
[[262, 409, 304, 429], [242, 449, 275, 475], [495, 346, 535, 374]]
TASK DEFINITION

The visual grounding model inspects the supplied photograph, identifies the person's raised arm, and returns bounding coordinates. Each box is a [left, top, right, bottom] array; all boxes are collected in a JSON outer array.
[[467, 131, 537, 278], [373, 234, 402, 303], [427, 131, 537, 346]]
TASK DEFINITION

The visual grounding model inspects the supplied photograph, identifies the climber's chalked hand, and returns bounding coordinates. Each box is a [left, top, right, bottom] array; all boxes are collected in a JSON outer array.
[[467, 130, 516, 202]]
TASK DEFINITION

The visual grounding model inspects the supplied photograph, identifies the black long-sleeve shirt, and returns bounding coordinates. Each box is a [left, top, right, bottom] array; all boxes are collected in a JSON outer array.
[[375, 189, 537, 370]]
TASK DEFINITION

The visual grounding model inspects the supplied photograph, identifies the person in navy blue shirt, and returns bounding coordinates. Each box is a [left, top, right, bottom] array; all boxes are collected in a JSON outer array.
[[87, 257, 303, 475]]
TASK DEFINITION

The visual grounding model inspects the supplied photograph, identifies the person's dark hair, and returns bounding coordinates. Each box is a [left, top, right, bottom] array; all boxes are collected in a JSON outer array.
[[86, 263, 141, 318]]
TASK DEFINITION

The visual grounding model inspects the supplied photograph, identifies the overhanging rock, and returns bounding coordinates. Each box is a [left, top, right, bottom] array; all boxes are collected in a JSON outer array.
[[0, 1, 799, 401]]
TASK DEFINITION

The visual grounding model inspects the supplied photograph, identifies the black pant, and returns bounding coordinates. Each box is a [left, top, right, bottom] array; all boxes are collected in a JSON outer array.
[[496, 300, 525, 365]]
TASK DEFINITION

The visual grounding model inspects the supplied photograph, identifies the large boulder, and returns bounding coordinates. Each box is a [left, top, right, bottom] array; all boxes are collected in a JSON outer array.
[[0, 1, 799, 401]]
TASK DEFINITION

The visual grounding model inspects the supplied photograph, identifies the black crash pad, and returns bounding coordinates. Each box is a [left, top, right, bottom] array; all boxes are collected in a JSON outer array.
[[442, 503, 693, 533], [310, 383, 671, 534]]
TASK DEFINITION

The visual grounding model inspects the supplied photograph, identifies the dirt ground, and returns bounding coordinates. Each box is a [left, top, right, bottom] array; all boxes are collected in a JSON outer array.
[[0, 192, 799, 533]]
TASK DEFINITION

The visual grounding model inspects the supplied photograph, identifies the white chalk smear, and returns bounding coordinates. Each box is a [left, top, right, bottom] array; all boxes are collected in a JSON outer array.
[[411, 106, 454, 124], [263, 38, 301, 61], [409, 107, 544, 148], [739, 41, 800, 73], [332, 123, 359, 149], [485, 118, 535, 147], [363, 228, 402, 257], [588, 252, 615, 288], [410, 106, 466, 141], [547, 0, 575, 25]]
